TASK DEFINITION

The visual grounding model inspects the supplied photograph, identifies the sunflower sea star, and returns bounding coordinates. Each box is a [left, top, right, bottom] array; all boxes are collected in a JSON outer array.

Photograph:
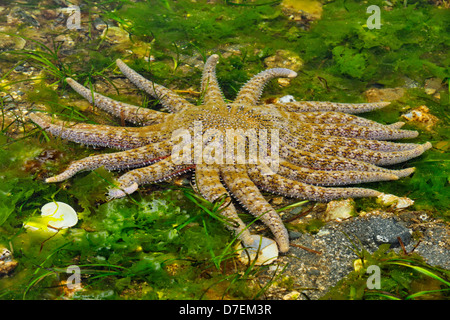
[[29, 54, 431, 254]]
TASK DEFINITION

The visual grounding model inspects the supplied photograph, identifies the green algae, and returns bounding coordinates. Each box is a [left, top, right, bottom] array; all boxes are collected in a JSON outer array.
[[0, 167, 265, 299], [0, 134, 268, 299], [296, 1, 450, 84], [0, 0, 449, 300], [110, 0, 285, 53], [321, 244, 450, 300]]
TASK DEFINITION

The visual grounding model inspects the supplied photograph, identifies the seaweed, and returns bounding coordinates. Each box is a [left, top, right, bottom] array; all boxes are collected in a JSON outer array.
[[322, 244, 450, 300], [0, 134, 268, 299], [296, 0, 450, 88], [0, 0, 448, 301]]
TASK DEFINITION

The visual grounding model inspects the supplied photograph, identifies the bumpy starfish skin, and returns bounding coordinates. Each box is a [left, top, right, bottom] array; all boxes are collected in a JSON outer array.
[[29, 54, 431, 253], [65, 78, 169, 125]]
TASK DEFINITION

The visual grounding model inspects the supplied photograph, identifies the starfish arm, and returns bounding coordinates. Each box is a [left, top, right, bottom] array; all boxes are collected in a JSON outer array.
[[247, 164, 381, 203], [277, 159, 403, 186], [201, 54, 226, 107], [195, 164, 254, 246], [280, 133, 432, 166], [280, 143, 407, 174], [220, 165, 290, 253], [29, 113, 170, 150], [288, 111, 405, 129], [116, 59, 194, 113], [270, 101, 391, 114], [234, 68, 297, 105], [285, 126, 420, 152], [45, 141, 173, 183], [387, 122, 407, 129], [108, 156, 194, 198], [65, 78, 168, 125], [301, 122, 419, 140]]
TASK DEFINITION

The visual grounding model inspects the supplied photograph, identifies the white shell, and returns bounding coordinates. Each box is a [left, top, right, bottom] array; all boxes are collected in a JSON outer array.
[[237, 235, 279, 266], [324, 199, 355, 221], [377, 193, 414, 209], [278, 95, 296, 103], [41, 201, 78, 229]]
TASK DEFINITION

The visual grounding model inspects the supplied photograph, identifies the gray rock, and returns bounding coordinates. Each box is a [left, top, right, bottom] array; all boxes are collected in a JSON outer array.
[[345, 216, 412, 248], [8, 7, 40, 28], [263, 211, 450, 300], [93, 17, 108, 31]]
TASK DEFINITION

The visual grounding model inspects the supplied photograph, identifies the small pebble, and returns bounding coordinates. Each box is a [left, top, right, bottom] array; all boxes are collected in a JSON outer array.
[[237, 235, 279, 266], [278, 95, 296, 103]]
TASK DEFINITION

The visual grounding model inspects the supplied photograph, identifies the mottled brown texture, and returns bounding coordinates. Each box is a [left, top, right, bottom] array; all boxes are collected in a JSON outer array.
[[29, 54, 430, 253]]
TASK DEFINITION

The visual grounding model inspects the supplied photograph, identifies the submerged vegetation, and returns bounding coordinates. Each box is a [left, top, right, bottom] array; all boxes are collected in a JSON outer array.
[[322, 243, 450, 300], [0, 0, 449, 299], [0, 135, 274, 299]]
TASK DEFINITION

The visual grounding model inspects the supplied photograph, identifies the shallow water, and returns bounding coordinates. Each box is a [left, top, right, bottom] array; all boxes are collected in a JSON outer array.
[[0, 0, 448, 300]]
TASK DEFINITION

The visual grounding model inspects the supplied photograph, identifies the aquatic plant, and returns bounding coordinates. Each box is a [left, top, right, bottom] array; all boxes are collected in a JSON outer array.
[[0, 0, 448, 301], [323, 243, 450, 300]]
